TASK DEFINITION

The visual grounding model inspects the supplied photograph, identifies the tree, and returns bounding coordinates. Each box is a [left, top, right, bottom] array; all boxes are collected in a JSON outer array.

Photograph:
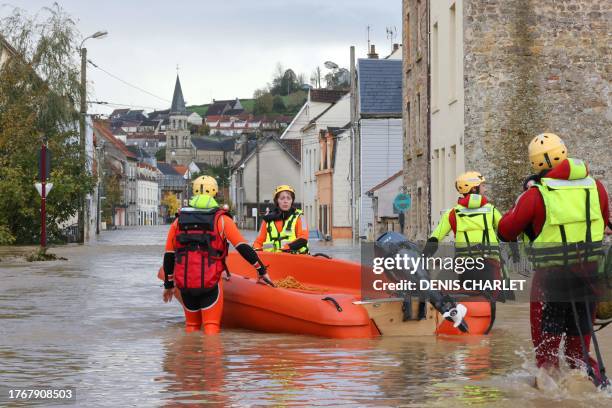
[[0, 5, 96, 244], [196, 123, 210, 136], [101, 170, 122, 226], [286, 90, 307, 112], [310, 66, 322, 88], [155, 148, 165, 162], [161, 192, 180, 218], [325, 68, 350, 90], [253, 92, 273, 115], [272, 95, 286, 112]]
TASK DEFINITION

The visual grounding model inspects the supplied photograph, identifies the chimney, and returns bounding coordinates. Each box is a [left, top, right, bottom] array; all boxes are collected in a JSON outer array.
[[393, 43, 399, 51], [367, 44, 379, 59]]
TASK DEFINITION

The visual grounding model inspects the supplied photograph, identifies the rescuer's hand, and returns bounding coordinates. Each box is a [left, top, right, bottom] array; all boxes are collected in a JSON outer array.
[[257, 273, 275, 287], [163, 288, 174, 303]]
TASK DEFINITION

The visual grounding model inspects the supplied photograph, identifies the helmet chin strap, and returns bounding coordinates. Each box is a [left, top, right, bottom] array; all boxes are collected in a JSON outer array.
[[544, 152, 553, 168]]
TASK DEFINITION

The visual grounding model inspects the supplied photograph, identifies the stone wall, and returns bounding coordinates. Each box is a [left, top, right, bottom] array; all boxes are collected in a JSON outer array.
[[403, 0, 431, 240], [463, 0, 611, 212]]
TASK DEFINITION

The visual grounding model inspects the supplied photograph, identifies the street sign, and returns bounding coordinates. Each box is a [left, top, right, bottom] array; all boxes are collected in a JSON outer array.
[[38, 148, 52, 181], [393, 193, 411, 212], [35, 182, 53, 197], [251, 207, 257, 217]]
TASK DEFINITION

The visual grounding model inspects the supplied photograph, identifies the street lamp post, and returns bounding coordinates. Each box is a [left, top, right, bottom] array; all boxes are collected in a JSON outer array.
[[78, 30, 107, 244], [96, 141, 105, 235]]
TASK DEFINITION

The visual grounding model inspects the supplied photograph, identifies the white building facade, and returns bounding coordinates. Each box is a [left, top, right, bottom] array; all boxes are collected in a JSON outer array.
[[136, 164, 160, 226]]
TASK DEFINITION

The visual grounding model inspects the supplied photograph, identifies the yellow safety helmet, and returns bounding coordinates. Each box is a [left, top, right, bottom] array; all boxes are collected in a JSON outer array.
[[273, 184, 296, 201], [192, 175, 218, 197], [528, 133, 567, 172], [455, 171, 485, 194]]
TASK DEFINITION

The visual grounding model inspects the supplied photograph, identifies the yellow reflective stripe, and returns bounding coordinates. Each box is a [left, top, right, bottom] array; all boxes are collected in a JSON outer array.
[[457, 206, 492, 215], [468, 194, 482, 209], [568, 158, 587, 180], [542, 177, 595, 189]]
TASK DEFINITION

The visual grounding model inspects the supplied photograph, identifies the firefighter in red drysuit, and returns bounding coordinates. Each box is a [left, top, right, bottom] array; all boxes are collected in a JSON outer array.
[[497, 133, 610, 384]]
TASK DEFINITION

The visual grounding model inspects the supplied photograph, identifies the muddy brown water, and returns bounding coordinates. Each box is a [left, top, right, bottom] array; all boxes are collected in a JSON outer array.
[[0, 226, 610, 406]]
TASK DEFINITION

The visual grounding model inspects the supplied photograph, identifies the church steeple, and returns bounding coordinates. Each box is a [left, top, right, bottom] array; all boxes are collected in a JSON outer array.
[[170, 74, 186, 114]]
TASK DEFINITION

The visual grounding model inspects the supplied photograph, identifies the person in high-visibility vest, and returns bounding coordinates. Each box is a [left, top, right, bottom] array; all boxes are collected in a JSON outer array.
[[424, 172, 504, 299], [162, 175, 273, 334], [253, 185, 309, 253], [426, 171, 502, 257], [498, 133, 610, 387]]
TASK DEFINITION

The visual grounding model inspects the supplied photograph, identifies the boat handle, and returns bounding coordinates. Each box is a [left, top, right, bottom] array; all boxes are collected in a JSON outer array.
[[322, 297, 343, 312], [313, 253, 332, 259]]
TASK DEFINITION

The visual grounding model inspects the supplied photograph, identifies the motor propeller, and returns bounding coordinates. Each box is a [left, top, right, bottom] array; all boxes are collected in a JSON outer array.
[[375, 231, 469, 333]]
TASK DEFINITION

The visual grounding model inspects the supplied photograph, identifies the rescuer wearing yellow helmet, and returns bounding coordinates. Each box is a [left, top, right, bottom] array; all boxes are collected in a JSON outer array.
[[498, 133, 611, 388], [253, 184, 309, 254], [161, 175, 273, 334], [425, 171, 502, 259], [423, 170, 505, 316]]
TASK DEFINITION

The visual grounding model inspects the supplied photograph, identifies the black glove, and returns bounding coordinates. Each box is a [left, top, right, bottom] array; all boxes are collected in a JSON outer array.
[[422, 237, 439, 258], [256, 264, 267, 276], [288, 238, 308, 252], [163, 252, 175, 289]]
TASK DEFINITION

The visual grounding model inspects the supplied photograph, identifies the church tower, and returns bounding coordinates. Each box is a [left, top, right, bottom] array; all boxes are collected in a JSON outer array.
[[166, 75, 192, 165]]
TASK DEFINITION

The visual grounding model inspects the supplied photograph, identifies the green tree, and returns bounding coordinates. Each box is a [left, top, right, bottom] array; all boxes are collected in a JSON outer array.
[[197, 123, 210, 136], [101, 171, 122, 226], [253, 92, 273, 115], [0, 5, 95, 244], [155, 148, 165, 162], [286, 90, 307, 112], [272, 95, 286, 112]]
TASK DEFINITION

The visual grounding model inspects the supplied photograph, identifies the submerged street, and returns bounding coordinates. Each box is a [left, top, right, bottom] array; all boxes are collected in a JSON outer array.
[[1, 226, 611, 406]]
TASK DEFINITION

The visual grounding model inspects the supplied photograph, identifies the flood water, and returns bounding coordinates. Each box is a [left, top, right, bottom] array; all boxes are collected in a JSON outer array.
[[1, 226, 611, 407]]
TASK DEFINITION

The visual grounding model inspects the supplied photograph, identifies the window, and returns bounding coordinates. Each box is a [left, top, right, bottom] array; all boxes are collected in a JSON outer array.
[[432, 149, 439, 210], [439, 147, 446, 206], [432, 22, 439, 109], [450, 145, 457, 195], [416, 93, 421, 150], [449, 3, 457, 100], [417, 187, 422, 235], [405, 12, 411, 64], [416, 1, 421, 59], [406, 102, 411, 155]]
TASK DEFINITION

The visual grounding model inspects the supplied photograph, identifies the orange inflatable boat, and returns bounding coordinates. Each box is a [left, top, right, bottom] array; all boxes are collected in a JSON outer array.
[[158, 252, 493, 338]]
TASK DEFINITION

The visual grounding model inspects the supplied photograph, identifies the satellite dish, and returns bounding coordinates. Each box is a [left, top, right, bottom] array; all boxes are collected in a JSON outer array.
[[324, 61, 339, 70]]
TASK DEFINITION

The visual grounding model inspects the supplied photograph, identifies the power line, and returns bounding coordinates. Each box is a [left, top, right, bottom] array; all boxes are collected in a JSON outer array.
[[87, 100, 164, 110], [87, 59, 171, 104]]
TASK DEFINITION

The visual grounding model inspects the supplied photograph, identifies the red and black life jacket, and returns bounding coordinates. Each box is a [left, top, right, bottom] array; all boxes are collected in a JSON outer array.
[[173, 207, 228, 292]]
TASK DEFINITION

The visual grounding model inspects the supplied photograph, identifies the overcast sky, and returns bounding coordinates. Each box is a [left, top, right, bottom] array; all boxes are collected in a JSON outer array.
[[2, 1, 402, 114]]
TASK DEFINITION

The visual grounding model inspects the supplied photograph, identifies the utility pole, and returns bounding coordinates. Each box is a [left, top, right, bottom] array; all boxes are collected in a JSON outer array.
[[349, 45, 360, 241], [40, 139, 48, 249], [78, 46, 87, 244], [78, 30, 108, 243], [255, 131, 260, 230]]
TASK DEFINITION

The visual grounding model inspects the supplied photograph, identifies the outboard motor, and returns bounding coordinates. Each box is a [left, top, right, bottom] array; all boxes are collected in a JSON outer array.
[[375, 232, 469, 333]]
